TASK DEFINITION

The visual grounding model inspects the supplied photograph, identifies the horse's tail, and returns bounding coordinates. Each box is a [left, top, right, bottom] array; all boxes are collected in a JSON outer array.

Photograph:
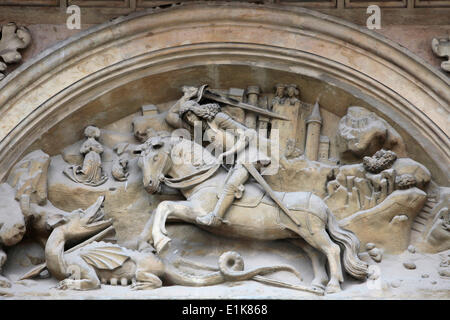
[[326, 209, 369, 280]]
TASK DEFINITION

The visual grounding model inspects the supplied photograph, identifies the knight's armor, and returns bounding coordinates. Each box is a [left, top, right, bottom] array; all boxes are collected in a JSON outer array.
[[165, 88, 271, 226]]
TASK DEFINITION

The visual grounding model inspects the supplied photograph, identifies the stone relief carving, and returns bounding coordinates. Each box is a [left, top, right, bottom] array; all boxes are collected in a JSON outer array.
[[431, 36, 450, 72], [112, 144, 130, 182], [1, 83, 448, 299], [0, 23, 31, 80], [63, 126, 108, 186], [337, 106, 407, 161], [33, 195, 316, 293]]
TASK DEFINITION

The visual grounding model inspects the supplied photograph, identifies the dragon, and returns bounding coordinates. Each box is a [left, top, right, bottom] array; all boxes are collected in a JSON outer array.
[[46, 196, 304, 291]]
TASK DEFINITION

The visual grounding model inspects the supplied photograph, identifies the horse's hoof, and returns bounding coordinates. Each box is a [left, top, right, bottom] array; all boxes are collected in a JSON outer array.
[[325, 283, 341, 294]]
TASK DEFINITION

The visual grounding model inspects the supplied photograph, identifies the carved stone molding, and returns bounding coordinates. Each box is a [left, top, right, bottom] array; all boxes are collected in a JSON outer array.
[[344, 0, 407, 8], [0, 3, 448, 188], [0, 1, 449, 25]]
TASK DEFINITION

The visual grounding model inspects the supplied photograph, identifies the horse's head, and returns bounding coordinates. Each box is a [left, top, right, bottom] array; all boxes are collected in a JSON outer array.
[[137, 136, 173, 194]]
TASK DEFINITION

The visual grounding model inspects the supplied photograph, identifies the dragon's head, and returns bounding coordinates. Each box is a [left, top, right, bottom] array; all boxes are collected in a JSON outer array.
[[48, 196, 112, 241]]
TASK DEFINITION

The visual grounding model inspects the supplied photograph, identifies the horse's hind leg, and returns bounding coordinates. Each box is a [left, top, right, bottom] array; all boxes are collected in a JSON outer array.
[[290, 239, 328, 290], [294, 217, 343, 294], [309, 229, 343, 294]]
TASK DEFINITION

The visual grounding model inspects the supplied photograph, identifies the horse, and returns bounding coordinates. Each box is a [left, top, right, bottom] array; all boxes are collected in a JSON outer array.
[[136, 135, 368, 293]]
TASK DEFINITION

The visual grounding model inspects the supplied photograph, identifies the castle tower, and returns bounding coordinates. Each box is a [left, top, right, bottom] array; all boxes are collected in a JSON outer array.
[[305, 102, 322, 161], [318, 135, 330, 162], [245, 85, 260, 129], [270, 84, 301, 152]]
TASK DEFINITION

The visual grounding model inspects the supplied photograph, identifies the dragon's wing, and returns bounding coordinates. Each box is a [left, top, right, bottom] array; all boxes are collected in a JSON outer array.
[[80, 246, 130, 270]]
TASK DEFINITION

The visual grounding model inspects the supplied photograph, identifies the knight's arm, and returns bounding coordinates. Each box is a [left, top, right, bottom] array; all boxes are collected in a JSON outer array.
[[219, 131, 249, 160], [165, 98, 187, 129], [214, 112, 252, 159]]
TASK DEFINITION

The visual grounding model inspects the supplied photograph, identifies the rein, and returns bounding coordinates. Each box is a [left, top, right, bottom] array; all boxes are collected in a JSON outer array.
[[162, 163, 221, 189]]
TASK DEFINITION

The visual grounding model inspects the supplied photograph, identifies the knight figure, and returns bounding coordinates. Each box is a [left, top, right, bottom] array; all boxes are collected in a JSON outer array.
[[165, 85, 272, 226]]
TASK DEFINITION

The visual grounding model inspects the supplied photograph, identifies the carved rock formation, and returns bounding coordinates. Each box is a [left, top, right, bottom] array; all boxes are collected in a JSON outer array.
[[411, 187, 450, 253], [337, 107, 407, 161], [0, 184, 26, 248], [7, 150, 50, 217], [340, 188, 427, 253], [0, 183, 26, 288], [325, 150, 430, 218]]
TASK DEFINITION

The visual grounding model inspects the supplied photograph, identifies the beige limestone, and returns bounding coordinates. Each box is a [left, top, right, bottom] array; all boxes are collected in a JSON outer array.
[[0, 3, 448, 300]]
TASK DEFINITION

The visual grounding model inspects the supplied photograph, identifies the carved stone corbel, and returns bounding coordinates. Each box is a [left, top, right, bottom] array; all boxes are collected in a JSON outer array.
[[0, 22, 32, 80], [431, 36, 450, 72]]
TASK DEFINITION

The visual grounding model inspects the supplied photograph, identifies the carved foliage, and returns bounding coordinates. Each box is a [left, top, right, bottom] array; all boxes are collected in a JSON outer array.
[[0, 22, 31, 80], [431, 36, 450, 72]]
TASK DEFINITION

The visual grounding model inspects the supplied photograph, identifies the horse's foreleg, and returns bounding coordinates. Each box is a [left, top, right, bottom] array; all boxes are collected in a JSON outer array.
[[137, 212, 156, 252], [151, 201, 194, 254]]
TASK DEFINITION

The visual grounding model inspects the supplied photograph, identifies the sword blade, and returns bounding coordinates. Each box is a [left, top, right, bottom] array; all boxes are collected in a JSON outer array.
[[203, 91, 290, 121]]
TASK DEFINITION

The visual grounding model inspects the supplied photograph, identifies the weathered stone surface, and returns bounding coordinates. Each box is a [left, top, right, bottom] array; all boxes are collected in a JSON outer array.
[[411, 187, 450, 253], [431, 36, 450, 72], [0, 22, 31, 79], [0, 183, 25, 247], [337, 107, 407, 161], [0, 3, 448, 300], [7, 149, 50, 210], [340, 188, 427, 253], [403, 262, 416, 270], [47, 155, 162, 244]]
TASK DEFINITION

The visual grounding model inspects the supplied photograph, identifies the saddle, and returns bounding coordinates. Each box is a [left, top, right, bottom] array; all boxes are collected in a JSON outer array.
[[231, 183, 282, 208], [231, 183, 325, 223]]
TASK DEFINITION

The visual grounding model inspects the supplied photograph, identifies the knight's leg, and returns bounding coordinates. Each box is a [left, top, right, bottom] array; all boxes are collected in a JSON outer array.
[[196, 165, 249, 226]]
